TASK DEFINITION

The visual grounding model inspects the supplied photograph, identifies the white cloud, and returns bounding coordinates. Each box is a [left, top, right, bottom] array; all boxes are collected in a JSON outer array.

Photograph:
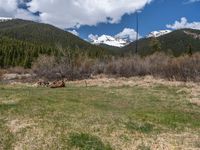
[[88, 34, 99, 41], [68, 30, 79, 36], [15, 9, 39, 21], [0, 0, 152, 29], [0, 0, 37, 21], [115, 28, 141, 41], [26, 0, 152, 28], [166, 17, 200, 30], [0, 0, 18, 17]]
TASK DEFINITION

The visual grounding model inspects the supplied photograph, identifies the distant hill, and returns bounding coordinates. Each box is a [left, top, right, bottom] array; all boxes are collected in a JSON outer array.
[[121, 29, 200, 56], [0, 19, 108, 68], [1, 19, 200, 68], [98, 44, 122, 55]]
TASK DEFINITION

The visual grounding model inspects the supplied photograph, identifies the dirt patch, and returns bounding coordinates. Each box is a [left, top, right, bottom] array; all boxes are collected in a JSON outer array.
[[151, 132, 200, 150], [2, 73, 34, 80], [14, 126, 59, 150], [107, 131, 200, 150], [190, 88, 200, 106], [6, 119, 36, 133], [0, 97, 21, 105]]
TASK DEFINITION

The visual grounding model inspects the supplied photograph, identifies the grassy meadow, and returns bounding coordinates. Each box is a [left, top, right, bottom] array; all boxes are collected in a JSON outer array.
[[0, 80, 200, 150]]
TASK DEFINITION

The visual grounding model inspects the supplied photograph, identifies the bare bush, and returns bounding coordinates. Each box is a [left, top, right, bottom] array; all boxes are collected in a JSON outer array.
[[32, 55, 60, 80], [32, 52, 200, 82], [159, 53, 200, 81], [0, 69, 7, 78], [103, 52, 200, 82], [32, 55, 94, 80], [104, 53, 169, 77]]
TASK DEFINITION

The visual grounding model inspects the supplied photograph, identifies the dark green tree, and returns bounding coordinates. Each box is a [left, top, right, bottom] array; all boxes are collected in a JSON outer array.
[[188, 44, 193, 56], [150, 37, 161, 53]]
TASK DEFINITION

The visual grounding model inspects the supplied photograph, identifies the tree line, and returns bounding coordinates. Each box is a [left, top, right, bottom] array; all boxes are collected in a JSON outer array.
[[0, 36, 107, 68]]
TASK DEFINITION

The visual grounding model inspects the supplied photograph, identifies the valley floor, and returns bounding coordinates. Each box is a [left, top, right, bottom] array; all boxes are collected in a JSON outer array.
[[0, 76, 200, 150]]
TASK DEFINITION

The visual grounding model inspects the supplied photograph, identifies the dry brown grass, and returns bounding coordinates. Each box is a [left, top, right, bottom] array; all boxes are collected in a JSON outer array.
[[67, 75, 197, 88], [6, 119, 36, 134]]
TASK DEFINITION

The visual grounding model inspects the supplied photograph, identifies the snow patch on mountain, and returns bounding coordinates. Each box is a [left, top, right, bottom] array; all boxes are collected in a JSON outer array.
[[183, 30, 200, 40], [147, 30, 172, 38], [88, 34, 129, 47], [0, 17, 12, 22]]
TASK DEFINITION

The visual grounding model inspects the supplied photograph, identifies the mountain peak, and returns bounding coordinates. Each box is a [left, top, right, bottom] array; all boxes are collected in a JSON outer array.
[[90, 34, 129, 47], [147, 30, 172, 38], [0, 17, 12, 22]]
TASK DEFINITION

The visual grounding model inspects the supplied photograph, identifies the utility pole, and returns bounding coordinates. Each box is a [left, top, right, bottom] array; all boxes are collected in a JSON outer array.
[[135, 11, 139, 54]]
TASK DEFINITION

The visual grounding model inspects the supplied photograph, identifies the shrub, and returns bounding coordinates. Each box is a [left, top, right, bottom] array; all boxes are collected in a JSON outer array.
[[32, 52, 200, 82], [32, 55, 60, 80], [32, 55, 94, 80]]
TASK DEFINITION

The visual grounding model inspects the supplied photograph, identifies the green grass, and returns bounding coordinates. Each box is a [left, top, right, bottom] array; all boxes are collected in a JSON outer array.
[[68, 133, 112, 150], [125, 121, 154, 133], [0, 83, 200, 149]]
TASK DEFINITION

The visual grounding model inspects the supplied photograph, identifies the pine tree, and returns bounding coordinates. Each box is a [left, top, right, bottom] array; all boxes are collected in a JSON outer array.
[[188, 44, 193, 56], [150, 37, 161, 53]]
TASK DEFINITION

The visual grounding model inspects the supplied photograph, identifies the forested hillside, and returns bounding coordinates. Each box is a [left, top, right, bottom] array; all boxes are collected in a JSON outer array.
[[122, 29, 200, 56], [0, 19, 107, 68]]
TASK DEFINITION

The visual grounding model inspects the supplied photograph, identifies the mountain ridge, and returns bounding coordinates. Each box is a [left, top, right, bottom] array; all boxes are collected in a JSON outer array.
[[121, 28, 200, 56], [0, 19, 108, 68], [147, 30, 172, 38]]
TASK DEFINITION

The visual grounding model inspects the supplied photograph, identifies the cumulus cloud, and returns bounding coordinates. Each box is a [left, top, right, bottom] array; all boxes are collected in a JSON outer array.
[[25, 0, 152, 29], [115, 28, 141, 41], [68, 30, 79, 36], [0, 0, 152, 28], [15, 9, 39, 20], [166, 17, 200, 30], [88, 34, 99, 41], [0, 0, 37, 20], [88, 28, 140, 42]]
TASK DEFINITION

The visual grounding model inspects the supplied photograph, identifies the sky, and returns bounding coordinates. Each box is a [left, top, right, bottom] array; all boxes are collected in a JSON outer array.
[[0, 0, 199, 41]]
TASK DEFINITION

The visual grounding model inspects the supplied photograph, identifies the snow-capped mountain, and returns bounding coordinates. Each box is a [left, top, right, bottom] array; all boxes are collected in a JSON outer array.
[[0, 17, 12, 22], [147, 30, 172, 38], [90, 35, 129, 47], [90, 30, 172, 47]]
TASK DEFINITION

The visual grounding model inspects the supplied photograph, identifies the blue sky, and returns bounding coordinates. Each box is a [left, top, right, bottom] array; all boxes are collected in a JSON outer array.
[[77, 0, 200, 39], [0, 0, 199, 41]]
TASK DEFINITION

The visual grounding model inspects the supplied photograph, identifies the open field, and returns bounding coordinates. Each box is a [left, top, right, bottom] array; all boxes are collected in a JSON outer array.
[[0, 76, 200, 150]]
